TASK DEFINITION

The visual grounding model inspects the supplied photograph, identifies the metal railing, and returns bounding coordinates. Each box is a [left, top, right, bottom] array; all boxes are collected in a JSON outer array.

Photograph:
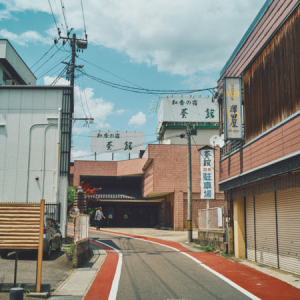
[[198, 207, 225, 230], [74, 214, 90, 243], [220, 140, 244, 157], [45, 203, 61, 223]]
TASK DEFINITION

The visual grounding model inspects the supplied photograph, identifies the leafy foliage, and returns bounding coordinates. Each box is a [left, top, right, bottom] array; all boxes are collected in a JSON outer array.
[[68, 187, 75, 210], [204, 245, 214, 252]]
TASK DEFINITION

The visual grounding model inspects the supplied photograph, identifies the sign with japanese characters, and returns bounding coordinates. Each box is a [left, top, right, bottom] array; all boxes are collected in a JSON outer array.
[[200, 148, 214, 199], [91, 131, 144, 153], [223, 77, 243, 140], [158, 97, 219, 130]]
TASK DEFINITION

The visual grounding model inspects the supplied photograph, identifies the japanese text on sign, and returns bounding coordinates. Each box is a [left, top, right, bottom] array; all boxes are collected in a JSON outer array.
[[223, 77, 243, 140], [91, 131, 144, 153], [200, 148, 215, 199]]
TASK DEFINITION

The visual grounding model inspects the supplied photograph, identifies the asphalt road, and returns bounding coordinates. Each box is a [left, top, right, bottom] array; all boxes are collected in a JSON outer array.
[[90, 231, 251, 300]]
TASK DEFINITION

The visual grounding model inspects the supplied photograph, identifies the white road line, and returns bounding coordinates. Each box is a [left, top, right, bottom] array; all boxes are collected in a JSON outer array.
[[95, 230, 261, 300], [92, 239, 123, 300]]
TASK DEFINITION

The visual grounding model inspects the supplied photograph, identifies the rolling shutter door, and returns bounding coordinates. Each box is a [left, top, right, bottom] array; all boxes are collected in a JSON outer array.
[[245, 196, 255, 261], [255, 192, 278, 268], [277, 188, 300, 275]]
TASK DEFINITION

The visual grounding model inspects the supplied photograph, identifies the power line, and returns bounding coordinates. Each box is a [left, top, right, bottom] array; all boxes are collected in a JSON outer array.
[[80, 0, 87, 36], [51, 65, 68, 85], [48, 0, 60, 34], [72, 134, 179, 159], [33, 44, 64, 73], [37, 54, 71, 79], [80, 72, 92, 118], [60, 0, 69, 33], [77, 57, 144, 88], [30, 43, 56, 69], [79, 69, 217, 95]]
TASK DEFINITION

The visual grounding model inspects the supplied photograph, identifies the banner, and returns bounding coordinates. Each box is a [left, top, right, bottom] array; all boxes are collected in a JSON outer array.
[[200, 148, 215, 199], [223, 77, 243, 140], [91, 131, 144, 153], [158, 97, 219, 130]]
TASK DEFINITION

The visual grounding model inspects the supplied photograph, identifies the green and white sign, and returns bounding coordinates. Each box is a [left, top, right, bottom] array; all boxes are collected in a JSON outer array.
[[91, 131, 144, 153], [158, 97, 219, 130]]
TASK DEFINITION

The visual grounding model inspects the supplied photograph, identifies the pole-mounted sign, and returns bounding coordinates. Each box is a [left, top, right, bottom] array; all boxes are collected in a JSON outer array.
[[223, 77, 243, 140]]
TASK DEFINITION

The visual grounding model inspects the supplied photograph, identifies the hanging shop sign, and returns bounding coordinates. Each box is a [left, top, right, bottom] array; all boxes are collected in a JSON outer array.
[[223, 77, 243, 140], [158, 97, 219, 129], [91, 131, 144, 153], [200, 147, 215, 199]]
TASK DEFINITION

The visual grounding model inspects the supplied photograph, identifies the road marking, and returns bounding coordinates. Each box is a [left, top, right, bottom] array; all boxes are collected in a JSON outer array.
[[91, 239, 123, 300], [95, 230, 260, 300]]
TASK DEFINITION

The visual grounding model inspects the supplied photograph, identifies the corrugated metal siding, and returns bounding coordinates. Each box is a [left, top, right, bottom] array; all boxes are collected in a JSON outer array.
[[277, 187, 300, 275], [255, 192, 278, 268], [246, 196, 256, 261]]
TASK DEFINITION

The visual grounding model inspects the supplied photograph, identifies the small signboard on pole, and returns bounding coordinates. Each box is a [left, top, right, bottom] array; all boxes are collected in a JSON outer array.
[[199, 146, 215, 199]]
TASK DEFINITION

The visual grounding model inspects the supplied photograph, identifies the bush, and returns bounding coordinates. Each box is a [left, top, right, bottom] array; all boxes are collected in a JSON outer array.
[[204, 246, 213, 252], [68, 187, 75, 210]]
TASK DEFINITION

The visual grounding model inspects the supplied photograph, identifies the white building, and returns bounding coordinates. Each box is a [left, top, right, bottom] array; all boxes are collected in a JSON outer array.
[[0, 40, 73, 236]]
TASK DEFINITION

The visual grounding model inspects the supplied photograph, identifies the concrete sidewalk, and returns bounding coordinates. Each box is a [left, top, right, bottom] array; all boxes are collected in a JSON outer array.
[[49, 244, 106, 300]]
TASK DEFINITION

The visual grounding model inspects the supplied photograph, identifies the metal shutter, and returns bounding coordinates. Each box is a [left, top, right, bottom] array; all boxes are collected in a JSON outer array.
[[245, 196, 255, 261], [277, 187, 300, 275], [255, 192, 278, 268]]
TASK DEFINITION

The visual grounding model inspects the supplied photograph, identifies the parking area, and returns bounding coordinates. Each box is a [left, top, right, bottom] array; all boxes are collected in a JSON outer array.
[[0, 249, 73, 295]]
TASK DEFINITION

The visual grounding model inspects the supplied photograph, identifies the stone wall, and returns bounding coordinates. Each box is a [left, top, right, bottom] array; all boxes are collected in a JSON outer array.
[[73, 238, 90, 268]]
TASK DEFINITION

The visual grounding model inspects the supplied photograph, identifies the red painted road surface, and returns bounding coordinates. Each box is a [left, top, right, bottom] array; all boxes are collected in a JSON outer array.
[[70, 226, 300, 300], [85, 240, 119, 300]]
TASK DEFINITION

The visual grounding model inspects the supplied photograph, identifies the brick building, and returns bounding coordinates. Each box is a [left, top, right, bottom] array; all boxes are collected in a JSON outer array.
[[218, 0, 300, 275], [71, 144, 225, 230]]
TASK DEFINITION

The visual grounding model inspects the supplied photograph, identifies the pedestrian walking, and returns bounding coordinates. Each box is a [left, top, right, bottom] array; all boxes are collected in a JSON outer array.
[[94, 207, 106, 230]]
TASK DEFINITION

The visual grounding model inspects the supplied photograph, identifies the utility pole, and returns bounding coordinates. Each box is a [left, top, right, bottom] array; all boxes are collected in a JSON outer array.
[[70, 33, 76, 87], [186, 124, 193, 243]]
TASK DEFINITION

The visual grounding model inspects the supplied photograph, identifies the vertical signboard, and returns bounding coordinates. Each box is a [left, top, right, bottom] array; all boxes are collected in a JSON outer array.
[[200, 148, 214, 199], [224, 77, 243, 140]]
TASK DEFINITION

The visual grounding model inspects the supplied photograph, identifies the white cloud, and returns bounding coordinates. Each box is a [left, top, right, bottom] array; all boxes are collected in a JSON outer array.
[[0, 29, 52, 46], [129, 111, 146, 127], [2, 0, 266, 75], [43, 76, 114, 129]]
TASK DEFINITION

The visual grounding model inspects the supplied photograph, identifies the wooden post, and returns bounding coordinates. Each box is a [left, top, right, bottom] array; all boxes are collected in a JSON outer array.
[[36, 199, 45, 293], [14, 250, 18, 287]]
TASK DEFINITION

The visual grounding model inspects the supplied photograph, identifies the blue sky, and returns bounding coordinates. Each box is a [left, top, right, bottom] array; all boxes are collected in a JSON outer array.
[[0, 0, 266, 160]]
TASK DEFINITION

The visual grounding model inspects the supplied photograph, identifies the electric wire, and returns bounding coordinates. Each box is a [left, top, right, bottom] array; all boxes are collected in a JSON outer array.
[[79, 69, 217, 95], [33, 44, 64, 73], [37, 54, 71, 79], [51, 65, 68, 85], [30, 43, 56, 69], [48, 0, 60, 33], [77, 57, 144, 88], [60, 0, 69, 33], [80, 0, 87, 36]]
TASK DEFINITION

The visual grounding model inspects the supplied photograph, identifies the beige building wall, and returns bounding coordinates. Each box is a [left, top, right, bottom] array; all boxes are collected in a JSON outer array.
[[233, 198, 245, 258]]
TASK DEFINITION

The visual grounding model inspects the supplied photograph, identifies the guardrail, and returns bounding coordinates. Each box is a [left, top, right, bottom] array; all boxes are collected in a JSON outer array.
[[74, 214, 90, 243], [198, 207, 225, 230]]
